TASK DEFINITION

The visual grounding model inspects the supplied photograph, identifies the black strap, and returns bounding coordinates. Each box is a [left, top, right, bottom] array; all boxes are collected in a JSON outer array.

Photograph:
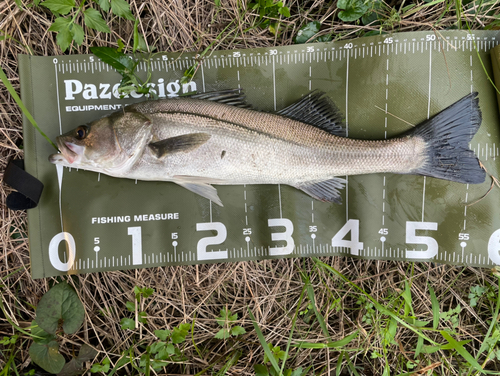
[[3, 159, 44, 210]]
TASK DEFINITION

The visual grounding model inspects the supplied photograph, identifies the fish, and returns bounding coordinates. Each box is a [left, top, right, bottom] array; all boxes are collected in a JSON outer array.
[[49, 90, 485, 206]]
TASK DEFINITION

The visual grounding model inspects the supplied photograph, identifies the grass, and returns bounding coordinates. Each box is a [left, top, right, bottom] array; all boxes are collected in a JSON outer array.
[[2, 0, 500, 374]]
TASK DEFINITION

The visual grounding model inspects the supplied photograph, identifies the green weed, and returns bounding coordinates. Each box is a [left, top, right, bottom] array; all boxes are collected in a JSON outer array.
[[214, 308, 246, 339], [40, 0, 132, 52], [27, 282, 94, 375]]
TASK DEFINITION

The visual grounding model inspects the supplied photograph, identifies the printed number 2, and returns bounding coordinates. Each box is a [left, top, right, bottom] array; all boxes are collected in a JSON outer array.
[[405, 221, 438, 259], [196, 222, 228, 260], [268, 218, 294, 256]]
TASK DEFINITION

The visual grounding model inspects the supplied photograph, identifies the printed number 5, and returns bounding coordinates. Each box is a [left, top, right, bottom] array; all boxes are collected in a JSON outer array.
[[405, 221, 438, 259]]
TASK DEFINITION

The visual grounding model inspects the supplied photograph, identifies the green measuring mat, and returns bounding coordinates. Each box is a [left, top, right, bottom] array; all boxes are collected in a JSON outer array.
[[19, 31, 500, 279]]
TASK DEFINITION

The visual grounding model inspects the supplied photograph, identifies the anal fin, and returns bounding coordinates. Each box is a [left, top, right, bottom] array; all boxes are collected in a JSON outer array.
[[175, 181, 223, 207], [296, 177, 346, 204]]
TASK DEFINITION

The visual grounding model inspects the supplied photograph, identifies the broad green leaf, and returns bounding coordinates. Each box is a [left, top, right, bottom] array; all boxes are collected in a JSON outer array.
[[295, 21, 320, 44], [215, 328, 230, 339], [35, 282, 84, 336], [110, 0, 134, 20], [76, 344, 98, 362], [316, 34, 332, 42], [98, 0, 110, 12], [231, 326, 246, 336], [70, 23, 84, 45], [150, 341, 166, 354], [337, 0, 369, 22], [154, 329, 171, 341], [48, 17, 71, 32], [254, 364, 269, 376], [138, 311, 147, 324], [31, 320, 56, 345], [83, 8, 110, 33], [172, 325, 189, 343], [166, 343, 175, 354], [42, 0, 75, 15], [57, 358, 84, 376], [120, 318, 135, 330], [56, 27, 73, 52], [90, 357, 110, 373], [278, 5, 290, 17], [29, 341, 65, 374], [125, 301, 135, 312], [90, 46, 135, 75]]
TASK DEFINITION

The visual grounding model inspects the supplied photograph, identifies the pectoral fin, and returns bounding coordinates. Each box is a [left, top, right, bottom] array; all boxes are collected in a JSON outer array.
[[175, 181, 223, 207], [296, 177, 346, 204], [148, 133, 211, 158]]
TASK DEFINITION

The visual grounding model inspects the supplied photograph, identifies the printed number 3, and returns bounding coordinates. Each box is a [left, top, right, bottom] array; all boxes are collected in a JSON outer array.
[[268, 218, 294, 256]]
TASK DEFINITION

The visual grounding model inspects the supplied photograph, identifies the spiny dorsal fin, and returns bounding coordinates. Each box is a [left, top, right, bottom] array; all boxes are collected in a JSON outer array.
[[148, 133, 211, 158], [277, 91, 346, 137], [296, 177, 346, 204], [187, 89, 251, 108]]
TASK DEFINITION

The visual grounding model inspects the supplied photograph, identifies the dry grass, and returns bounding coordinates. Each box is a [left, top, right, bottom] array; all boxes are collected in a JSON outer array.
[[2, 0, 500, 374]]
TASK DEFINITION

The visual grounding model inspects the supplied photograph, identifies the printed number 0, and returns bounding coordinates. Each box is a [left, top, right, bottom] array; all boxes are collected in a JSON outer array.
[[196, 222, 228, 260], [48, 232, 76, 271], [268, 218, 294, 256], [405, 221, 438, 259]]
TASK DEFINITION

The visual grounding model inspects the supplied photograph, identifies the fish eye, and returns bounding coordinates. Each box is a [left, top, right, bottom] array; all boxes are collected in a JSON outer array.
[[75, 126, 88, 140]]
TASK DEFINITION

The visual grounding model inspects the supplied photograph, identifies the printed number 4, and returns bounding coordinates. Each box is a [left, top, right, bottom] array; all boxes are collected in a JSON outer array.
[[331, 219, 363, 256]]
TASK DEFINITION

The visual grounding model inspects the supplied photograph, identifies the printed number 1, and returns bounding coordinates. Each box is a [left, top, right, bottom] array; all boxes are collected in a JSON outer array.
[[128, 227, 142, 265]]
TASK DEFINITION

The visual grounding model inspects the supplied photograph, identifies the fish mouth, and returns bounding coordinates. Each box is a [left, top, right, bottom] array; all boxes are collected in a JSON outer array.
[[48, 138, 84, 165]]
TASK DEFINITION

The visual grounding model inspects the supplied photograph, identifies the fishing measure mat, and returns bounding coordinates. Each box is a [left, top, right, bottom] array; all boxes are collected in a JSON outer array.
[[18, 30, 500, 278]]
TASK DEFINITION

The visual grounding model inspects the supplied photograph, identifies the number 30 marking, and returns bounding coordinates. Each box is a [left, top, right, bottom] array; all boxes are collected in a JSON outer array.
[[268, 218, 294, 256]]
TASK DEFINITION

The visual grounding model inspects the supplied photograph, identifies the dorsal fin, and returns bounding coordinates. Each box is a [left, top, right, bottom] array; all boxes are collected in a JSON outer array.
[[187, 89, 251, 108], [277, 91, 346, 137]]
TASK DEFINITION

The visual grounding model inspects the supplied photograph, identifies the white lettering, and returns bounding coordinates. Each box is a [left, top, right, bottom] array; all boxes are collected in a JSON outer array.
[[99, 83, 111, 99], [83, 84, 98, 100], [64, 79, 83, 100]]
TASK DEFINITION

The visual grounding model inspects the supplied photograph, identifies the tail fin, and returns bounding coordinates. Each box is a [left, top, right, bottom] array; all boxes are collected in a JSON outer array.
[[409, 92, 485, 184]]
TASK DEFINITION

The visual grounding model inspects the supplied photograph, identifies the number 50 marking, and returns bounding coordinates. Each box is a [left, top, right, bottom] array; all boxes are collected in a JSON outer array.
[[405, 221, 438, 259]]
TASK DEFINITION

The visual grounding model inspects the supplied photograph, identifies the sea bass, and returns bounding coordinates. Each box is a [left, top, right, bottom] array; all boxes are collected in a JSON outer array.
[[49, 90, 485, 206]]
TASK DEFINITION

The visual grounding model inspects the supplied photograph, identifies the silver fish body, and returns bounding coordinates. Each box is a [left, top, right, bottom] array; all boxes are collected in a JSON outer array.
[[49, 90, 485, 206]]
